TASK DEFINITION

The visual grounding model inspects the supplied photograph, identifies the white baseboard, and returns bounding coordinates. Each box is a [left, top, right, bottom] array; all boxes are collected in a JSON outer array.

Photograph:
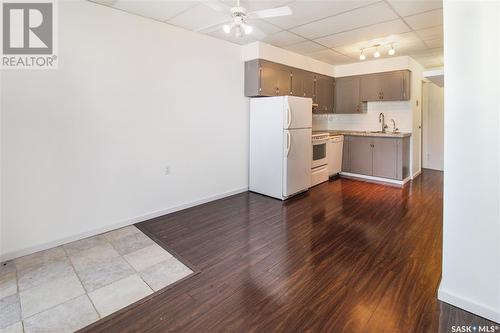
[[340, 172, 411, 186], [438, 287, 500, 324], [0, 186, 248, 263], [412, 169, 422, 179]]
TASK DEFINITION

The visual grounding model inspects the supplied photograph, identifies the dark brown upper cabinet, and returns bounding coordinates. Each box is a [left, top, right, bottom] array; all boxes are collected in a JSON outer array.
[[290, 70, 315, 99], [334, 75, 364, 114], [314, 75, 334, 114], [302, 71, 316, 99], [244, 59, 335, 113], [360, 70, 411, 102], [276, 66, 292, 96], [245, 59, 292, 97]]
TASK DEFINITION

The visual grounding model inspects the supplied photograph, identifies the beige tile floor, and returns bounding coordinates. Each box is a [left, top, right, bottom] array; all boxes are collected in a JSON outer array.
[[0, 226, 193, 333]]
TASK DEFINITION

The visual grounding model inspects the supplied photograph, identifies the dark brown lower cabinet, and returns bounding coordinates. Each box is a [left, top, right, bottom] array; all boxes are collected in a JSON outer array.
[[348, 136, 373, 175], [372, 137, 398, 179], [342, 135, 410, 180]]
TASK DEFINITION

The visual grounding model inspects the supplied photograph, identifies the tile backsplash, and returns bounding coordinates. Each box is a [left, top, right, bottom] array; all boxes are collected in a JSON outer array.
[[313, 101, 413, 133]]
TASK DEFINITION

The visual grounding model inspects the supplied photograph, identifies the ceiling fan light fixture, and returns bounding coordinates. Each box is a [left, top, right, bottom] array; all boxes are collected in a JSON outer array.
[[218, 0, 292, 38], [244, 24, 253, 35], [235, 25, 242, 38]]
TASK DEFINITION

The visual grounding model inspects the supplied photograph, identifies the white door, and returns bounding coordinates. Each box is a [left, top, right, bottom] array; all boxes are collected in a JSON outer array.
[[283, 128, 312, 197], [284, 96, 312, 129], [422, 82, 444, 171]]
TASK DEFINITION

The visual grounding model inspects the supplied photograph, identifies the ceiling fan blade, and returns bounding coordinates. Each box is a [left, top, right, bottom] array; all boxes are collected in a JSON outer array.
[[247, 6, 292, 19]]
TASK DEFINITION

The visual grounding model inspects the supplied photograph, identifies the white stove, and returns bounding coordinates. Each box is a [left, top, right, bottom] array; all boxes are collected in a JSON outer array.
[[311, 132, 329, 186]]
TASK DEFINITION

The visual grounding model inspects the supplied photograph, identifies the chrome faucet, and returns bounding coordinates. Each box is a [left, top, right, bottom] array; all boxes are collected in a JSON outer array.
[[390, 119, 399, 133], [379, 113, 388, 132]]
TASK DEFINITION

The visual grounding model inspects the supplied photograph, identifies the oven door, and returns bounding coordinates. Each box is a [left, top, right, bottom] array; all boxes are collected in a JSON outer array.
[[312, 140, 328, 168]]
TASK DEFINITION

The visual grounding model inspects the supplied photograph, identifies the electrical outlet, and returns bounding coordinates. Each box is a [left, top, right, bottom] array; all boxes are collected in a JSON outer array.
[[165, 166, 171, 175]]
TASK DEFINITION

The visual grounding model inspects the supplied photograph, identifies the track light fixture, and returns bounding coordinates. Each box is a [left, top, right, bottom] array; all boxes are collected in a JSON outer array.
[[359, 49, 366, 60], [388, 44, 396, 56], [359, 44, 396, 60]]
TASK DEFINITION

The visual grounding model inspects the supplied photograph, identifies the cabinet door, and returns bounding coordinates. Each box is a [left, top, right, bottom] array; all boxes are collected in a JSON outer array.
[[277, 67, 292, 96], [372, 138, 398, 179], [303, 72, 315, 98], [334, 76, 362, 113], [360, 70, 410, 101], [349, 136, 373, 175], [315, 75, 334, 113], [259, 63, 279, 96], [360, 74, 383, 101], [290, 70, 303, 97], [379, 72, 404, 101], [327, 77, 335, 112]]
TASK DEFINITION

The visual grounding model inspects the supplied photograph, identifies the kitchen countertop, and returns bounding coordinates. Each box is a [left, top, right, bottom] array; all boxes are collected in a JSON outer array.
[[313, 130, 411, 138]]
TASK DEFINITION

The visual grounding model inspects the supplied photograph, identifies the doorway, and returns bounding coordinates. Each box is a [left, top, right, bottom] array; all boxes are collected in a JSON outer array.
[[421, 81, 444, 171]]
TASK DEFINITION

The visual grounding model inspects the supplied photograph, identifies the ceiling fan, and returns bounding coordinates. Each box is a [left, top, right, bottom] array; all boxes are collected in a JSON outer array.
[[202, 0, 293, 38]]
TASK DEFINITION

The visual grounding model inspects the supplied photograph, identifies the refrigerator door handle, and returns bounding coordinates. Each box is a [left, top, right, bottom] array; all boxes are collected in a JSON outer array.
[[285, 131, 291, 157], [286, 103, 292, 129]]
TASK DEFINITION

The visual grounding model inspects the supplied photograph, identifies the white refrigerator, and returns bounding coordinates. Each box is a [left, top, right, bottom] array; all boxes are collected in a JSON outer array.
[[249, 96, 312, 200]]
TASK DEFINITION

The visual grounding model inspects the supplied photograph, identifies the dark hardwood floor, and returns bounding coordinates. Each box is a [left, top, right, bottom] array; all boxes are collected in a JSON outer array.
[[82, 170, 498, 333]]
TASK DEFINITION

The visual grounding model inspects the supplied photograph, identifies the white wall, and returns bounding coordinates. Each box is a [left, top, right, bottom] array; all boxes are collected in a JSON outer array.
[[422, 82, 444, 171], [242, 42, 335, 76], [0, 1, 249, 261], [330, 56, 423, 177], [438, 0, 500, 323]]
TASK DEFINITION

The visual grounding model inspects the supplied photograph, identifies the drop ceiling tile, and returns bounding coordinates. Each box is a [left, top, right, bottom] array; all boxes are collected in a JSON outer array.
[[309, 49, 354, 65], [315, 19, 410, 48], [409, 47, 443, 67], [91, 0, 118, 5], [416, 25, 443, 40], [247, 19, 282, 36], [283, 41, 327, 54], [388, 0, 442, 17], [112, 0, 197, 21], [410, 47, 443, 58], [290, 2, 399, 39], [424, 38, 443, 49], [264, 0, 375, 30], [221, 0, 291, 13], [168, 3, 231, 31], [404, 8, 442, 30], [411, 55, 443, 68], [263, 30, 307, 47]]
